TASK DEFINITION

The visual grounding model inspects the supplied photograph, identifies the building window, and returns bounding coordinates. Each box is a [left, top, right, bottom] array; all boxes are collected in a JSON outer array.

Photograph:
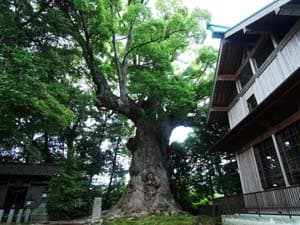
[[239, 63, 253, 88], [254, 137, 285, 189], [253, 36, 275, 69], [247, 94, 257, 112], [276, 121, 300, 185]]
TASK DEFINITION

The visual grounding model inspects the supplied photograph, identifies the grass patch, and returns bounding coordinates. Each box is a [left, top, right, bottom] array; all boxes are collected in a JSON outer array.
[[104, 214, 214, 225]]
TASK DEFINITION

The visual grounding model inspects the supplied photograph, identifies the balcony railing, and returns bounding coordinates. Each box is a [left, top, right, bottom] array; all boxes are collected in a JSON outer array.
[[214, 185, 300, 218]]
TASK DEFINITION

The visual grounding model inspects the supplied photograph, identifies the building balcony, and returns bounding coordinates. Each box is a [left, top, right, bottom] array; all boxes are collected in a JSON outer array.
[[208, 2, 300, 127], [228, 24, 300, 129]]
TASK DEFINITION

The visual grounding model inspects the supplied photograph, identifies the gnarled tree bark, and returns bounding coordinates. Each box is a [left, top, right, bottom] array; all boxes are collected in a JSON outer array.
[[109, 119, 180, 216]]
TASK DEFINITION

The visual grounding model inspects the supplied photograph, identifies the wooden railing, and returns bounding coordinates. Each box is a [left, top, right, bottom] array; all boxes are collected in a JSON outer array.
[[215, 185, 300, 218]]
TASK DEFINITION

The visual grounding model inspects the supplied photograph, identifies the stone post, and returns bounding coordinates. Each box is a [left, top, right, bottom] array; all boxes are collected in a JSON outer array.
[[92, 197, 102, 222]]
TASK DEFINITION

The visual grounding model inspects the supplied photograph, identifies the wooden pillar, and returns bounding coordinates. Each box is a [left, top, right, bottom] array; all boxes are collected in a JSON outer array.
[[250, 147, 264, 191], [236, 147, 263, 194], [272, 134, 291, 187]]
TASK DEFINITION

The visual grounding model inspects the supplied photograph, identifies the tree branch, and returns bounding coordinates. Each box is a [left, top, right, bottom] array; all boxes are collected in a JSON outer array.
[[119, 7, 139, 104], [113, 3, 133, 104], [63, 7, 143, 122], [123, 28, 187, 62], [110, 4, 122, 95], [123, 36, 162, 62]]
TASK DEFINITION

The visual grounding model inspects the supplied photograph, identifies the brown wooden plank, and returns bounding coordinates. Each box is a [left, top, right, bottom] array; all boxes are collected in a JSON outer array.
[[210, 106, 229, 112], [217, 74, 237, 81]]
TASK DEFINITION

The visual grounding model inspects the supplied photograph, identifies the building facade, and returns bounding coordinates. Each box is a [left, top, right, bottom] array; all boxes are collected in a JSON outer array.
[[0, 163, 57, 222], [208, 0, 300, 223]]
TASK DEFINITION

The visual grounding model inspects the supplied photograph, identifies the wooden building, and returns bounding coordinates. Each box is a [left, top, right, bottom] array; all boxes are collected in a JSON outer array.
[[0, 163, 57, 222], [208, 0, 300, 222]]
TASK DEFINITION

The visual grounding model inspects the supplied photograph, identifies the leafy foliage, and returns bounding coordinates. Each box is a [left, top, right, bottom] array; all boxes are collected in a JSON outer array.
[[47, 158, 90, 220], [0, 0, 131, 214], [45, 111, 131, 219], [0, 0, 78, 161], [0, 0, 240, 217], [170, 112, 242, 214], [168, 45, 241, 214]]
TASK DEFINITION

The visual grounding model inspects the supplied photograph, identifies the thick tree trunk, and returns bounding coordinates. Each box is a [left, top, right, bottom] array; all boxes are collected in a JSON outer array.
[[109, 120, 180, 216]]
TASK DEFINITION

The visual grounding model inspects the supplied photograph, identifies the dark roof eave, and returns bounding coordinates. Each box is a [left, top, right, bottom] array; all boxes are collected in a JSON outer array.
[[207, 39, 224, 123], [0, 163, 58, 176]]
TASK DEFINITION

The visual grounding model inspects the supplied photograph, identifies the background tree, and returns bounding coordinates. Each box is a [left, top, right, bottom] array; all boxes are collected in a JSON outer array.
[[169, 46, 242, 214], [47, 156, 90, 220], [46, 108, 132, 219], [0, 0, 133, 218], [0, 0, 78, 162], [44, 97, 132, 219], [170, 113, 242, 214]]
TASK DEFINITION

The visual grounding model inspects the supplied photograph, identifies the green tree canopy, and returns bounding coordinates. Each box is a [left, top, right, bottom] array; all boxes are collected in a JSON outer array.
[[0, 0, 229, 216]]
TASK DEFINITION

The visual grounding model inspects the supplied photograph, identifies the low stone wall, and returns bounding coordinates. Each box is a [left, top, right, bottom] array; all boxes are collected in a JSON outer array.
[[222, 214, 300, 225]]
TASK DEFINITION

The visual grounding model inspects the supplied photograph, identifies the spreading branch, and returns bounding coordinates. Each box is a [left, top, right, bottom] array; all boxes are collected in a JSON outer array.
[[62, 6, 142, 122]]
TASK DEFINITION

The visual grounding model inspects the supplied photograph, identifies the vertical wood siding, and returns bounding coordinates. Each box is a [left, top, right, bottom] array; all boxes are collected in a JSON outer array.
[[228, 99, 248, 128], [236, 148, 263, 194], [228, 30, 300, 129]]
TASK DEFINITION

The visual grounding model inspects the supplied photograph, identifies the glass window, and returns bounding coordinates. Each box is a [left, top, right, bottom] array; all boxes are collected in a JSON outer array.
[[239, 63, 253, 88], [253, 36, 275, 68], [276, 121, 300, 185], [247, 94, 257, 112], [254, 137, 285, 189]]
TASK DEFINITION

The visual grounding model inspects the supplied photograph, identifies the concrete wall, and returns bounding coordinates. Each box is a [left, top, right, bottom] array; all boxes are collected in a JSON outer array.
[[222, 214, 300, 225]]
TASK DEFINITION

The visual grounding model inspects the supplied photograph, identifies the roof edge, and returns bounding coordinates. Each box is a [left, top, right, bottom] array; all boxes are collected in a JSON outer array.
[[207, 38, 224, 123], [224, 0, 292, 39]]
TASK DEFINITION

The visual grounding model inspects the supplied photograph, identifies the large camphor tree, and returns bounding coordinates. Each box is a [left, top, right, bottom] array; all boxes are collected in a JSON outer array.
[[1, 0, 215, 215]]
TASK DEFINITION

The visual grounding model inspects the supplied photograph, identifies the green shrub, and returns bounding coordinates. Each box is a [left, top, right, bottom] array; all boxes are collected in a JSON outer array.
[[47, 158, 91, 220]]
